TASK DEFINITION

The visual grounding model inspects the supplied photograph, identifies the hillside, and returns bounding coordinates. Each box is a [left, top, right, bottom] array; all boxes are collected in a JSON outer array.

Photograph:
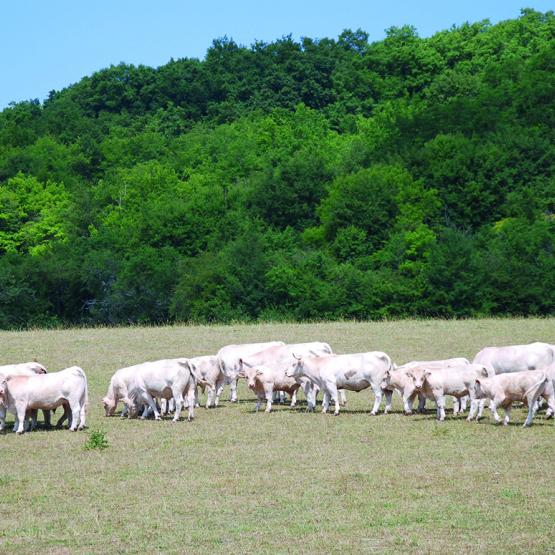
[[0, 9, 554, 327]]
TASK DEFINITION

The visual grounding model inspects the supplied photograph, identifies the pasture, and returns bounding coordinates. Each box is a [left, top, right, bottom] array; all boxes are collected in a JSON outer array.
[[1, 318, 554, 554]]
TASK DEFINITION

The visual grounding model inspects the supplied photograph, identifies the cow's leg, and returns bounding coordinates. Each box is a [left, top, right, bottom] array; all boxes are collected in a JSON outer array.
[[460, 395, 468, 412], [206, 385, 215, 409], [503, 404, 512, 426], [214, 380, 225, 407], [29, 409, 38, 431], [417, 393, 426, 413], [403, 392, 415, 415], [172, 388, 184, 422], [144, 392, 161, 420], [290, 389, 297, 407], [370, 384, 382, 415], [476, 399, 486, 420], [264, 384, 274, 413], [491, 398, 502, 423], [452, 397, 460, 415], [43, 409, 52, 429], [523, 393, 540, 427], [545, 392, 555, 419], [255, 393, 264, 412], [15, 402, 27, 434], [467, 394, 479, 422], [339, 390, 347, 406], [384, 390, 393, 414], [0, 406, 5, 432], [325, 382, 340, 415], [322, 390, 330, 414], [68, 400, 81, 431], [186, 386, 195, 421], [229, 378, 238, 403], [302, 381, 315, 411], [436, 393, 446, 421]]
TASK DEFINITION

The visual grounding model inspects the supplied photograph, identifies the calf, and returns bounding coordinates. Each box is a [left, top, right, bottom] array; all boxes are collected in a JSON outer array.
[[381, 358, 470, 415], [217, 342, 285, 403], [402, 364, 492, 422], [285, 352, 393, 415], [0, 366, 88, 434], [239, 342, 334, 412], [188, 355, 224, 408], [474, 369, 550, 427], [103, 365, 138, 417]]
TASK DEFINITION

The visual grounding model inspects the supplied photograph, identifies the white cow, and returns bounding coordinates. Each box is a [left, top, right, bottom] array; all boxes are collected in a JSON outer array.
[[473, 342, 555, 374], [474, 369, 551, 427], [217, 341, 285, 402], [0, 362, 47, 376], [188, 355, 224, 408], [399, 364, 493, 422], [238, 342, 334, 412], [285, 352, 393, 415], [124, 359, 199, 422], [0, 366, 88, 434], [381, 358, 470, 414], [103, 365, 139, 417]]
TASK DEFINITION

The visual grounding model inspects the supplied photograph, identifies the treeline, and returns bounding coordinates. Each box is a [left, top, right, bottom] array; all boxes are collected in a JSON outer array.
[[0, 9, 554, 328]]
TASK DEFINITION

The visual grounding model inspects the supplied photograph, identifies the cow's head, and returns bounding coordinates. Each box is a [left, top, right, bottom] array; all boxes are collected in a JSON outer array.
[[243, 366, 263, 390], [380, 369, 392, 391], [405, 368, 430, 391], [285, 354, 304, 379], [102, 396, 117, 416], [31, 363, 47, 374], [473, 379, 489, 400]]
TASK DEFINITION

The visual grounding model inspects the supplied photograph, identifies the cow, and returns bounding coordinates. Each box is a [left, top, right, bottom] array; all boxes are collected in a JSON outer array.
[[473, 342, 555, 374], [473, 369, 550, 427], [0, 366, 88, 434], [399, 364, 493, 422], [188, 355, 224, 408], [238, 342, 333, 412], [217, 342, 285, 403], [285, 351, 393, 416], [0, 361, 52, 428], [381, 358, 471, 415], [123, 359, 199, 422], [102, 365, 139, 417], [0, 362, 47, 376]]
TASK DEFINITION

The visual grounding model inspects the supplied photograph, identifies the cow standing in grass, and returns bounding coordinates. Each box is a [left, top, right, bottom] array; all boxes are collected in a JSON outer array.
[[123, 359, 199, 422], [217, 342, 285, 403], [0, 366, 88, 434], [286, 351, 393, 415], [238, 342, 334, 412], [474, 369, 551, 427], [473, 342, 555, 374]]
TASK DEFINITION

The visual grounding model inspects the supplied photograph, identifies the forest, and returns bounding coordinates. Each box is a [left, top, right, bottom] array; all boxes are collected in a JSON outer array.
[[0, 8, 553, 328]]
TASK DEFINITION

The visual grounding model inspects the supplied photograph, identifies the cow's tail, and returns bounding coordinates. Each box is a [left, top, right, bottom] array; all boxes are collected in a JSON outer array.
[[178, 360, 210, 387], [524, 372, 548, 405]]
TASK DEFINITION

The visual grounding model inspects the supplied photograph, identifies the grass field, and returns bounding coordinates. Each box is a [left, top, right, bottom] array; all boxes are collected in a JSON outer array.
[[1, 318, 554, 554]]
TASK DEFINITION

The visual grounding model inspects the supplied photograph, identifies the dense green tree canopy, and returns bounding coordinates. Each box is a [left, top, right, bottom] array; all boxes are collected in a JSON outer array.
[[0, 9, 554, 327]]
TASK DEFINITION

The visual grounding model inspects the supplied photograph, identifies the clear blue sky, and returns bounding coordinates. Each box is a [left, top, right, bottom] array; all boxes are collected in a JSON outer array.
[[1, 1, 552, 109]]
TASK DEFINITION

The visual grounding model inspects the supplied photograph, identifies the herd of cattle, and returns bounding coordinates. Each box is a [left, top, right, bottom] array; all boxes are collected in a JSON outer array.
[[1, 340, 555, 435]]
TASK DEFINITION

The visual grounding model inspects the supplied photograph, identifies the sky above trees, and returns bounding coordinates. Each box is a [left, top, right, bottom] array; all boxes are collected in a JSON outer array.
[[1, 0, 553, 108]]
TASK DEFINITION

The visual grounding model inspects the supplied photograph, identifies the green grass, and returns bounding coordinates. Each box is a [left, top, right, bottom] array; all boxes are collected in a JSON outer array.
[[0, 318, 554, 554]]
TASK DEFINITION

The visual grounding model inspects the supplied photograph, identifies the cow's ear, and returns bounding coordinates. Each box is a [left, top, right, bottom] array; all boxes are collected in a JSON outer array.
[[424, 370, 431, 377], [475, 379, 481, 386], [406, 371, 413, 379], [256, 369, 264, 376]]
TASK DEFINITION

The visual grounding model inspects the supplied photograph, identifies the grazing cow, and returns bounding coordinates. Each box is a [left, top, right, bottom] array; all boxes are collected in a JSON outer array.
[[285, 352, 393, 415], [188, 355, 224, 408], [473, 369, 550, 427], [0, 366, 88, 434], [238, 342, 333, 412], [381, 358, 470, 415], [473, 342, 555, 374], [217, 342, 285, 403], [103, 365, 139, 417], [124, 359, 199, 422], [399, 364, 493, 422]]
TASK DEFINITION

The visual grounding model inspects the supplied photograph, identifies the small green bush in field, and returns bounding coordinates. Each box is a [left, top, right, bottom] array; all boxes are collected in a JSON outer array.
[[84, 429, 109, 451]]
